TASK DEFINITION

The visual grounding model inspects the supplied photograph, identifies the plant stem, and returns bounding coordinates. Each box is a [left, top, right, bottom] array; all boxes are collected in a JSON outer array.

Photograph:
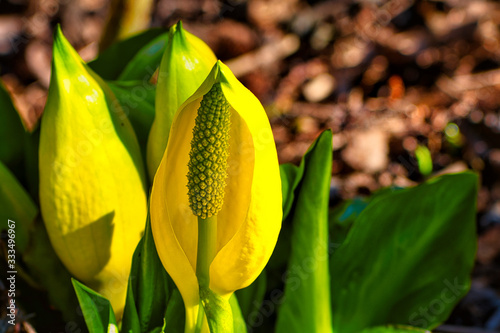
[[194, 216, 217, 332], [194, 301, 205, 333], [196, 216, 217, 287]]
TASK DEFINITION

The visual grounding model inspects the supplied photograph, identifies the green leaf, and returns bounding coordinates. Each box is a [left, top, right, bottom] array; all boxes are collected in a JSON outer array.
[[72, 278, 118, 333], [22, 218, 80, 322], [330, 172, 478, 333], [279, 163, 301, 219], [271, 132, 332, 271], [122, 213, 170, 332], [89, 28, 166, 80], [122, 280, 140, 332], [0, 79, 40, 201], [230, 294, 248, 333], [118, 32, 169, 81], [329, 197, 368, 248], [200, 287, 233, 333], [0, 80, 25, 171], [0, 160, 38, 253], [276, 130, 334, 333], [235, 270, 267, 325], [22, 128, 40, 203], [328, 187, 405, 251], [107, 80, 155, 156], [361, 325, 431, 333], [163, 289, 185, 333]]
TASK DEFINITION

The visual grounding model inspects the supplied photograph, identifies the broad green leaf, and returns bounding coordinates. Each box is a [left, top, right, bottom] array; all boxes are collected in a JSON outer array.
[[200, 287, 233, 333], [107, 80, 155, 155], [266, 218, 292, 272], [276, 130, 333, 333], [89, 28, 166, 80], [22, 218, 80, 322], [72, 278, 117, 333], [122, 213, 170, 332], [0, 80, 25, 171], [122, 280, 140, 332], [235, 271, 267, 325], [279, 163, 301, 219], [361, 325, 431, 333], [23, 128, 40, 202], [0, 79, 40, 202], [271, 132, 332, 271], [0, 160, 38, 253], [118, 32, 169, 81], [329, 197, 368, 248], [163, 289, 185, 333], [330, 172, 478, 333], [230, 294, 248, 333], [329, 187, 405, 250]]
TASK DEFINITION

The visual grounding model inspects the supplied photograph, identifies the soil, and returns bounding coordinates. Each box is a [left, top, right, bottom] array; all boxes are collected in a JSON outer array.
[[1, 0, 500, 332]]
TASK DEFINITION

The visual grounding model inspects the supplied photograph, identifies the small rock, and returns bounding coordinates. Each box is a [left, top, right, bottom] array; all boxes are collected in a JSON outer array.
[[294, 116, 318, 136], [342, 129, 389, 173], [302, 73, 335, 102]]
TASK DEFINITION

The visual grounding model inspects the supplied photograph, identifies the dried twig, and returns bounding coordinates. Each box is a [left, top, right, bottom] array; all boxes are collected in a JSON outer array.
[[225, 34, 300, 77], [436, 69, 500, 97]]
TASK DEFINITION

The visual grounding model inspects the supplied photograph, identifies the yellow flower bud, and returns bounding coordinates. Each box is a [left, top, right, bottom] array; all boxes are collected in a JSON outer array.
[[39, 26, 147, 318], [150, 61, 282, 331], [147, 21, 217, 181]]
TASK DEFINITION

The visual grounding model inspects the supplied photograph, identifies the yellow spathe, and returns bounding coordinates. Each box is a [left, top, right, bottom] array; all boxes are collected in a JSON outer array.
[[39, 26, 147, 318], [147, 22, 216, 181], [150, 61, 282, 331]]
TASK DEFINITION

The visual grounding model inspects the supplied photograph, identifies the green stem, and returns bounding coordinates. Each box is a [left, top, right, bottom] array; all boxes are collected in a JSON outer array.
[[196, 216, 217, 288], [194, 301, 205, 333], [194, 216, 217, 332]]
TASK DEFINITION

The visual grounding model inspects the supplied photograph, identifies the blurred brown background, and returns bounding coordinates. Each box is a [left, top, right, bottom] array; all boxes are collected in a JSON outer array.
[[2, 0, 500, 330]]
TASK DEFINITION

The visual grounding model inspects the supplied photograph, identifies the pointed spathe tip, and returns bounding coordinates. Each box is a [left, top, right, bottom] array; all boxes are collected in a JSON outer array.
[[212, 60, 237, 85], [52, 23, 66, 48], [208, 60, 224, 84], [54, 23, 63, 36], [169, 20, 188, 43], [52, 23, 75, 61], [214, 60, 226, 76]]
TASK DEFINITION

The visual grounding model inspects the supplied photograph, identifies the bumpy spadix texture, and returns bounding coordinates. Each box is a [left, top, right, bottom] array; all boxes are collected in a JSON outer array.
[[147, 22, 216, 181], [187, 84, 230, 218], [151, 61, 282, 332], [39, 26, 147, 319]]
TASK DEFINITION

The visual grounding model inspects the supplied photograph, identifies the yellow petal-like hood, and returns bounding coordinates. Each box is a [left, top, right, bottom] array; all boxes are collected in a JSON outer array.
[[147, 22, 216, 181], [39, 26, 147, 318], [150, 61, 282, 330]]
